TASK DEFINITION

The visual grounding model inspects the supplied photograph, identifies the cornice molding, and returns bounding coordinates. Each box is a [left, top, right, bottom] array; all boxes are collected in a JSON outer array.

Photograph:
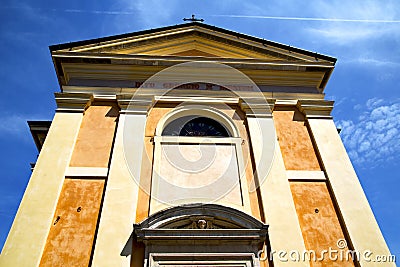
[[297, 99, 334, 119], [154, 96, 239, 105], [239, 98, 275, 118], [54, 92, 92, 112], [53, 54, 332, 92], [52, 52, 334, 68], [274, 99, 298, 106], [117, 94, 153, 115]]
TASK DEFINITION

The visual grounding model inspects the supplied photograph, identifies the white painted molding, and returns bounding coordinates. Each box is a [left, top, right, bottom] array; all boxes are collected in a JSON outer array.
[[274, 99, 298, 106], [93, 95, 117, 100], [154, 95, 240, 104], [286, 170, 326, 181], [65, 167, 108, 177], [154, 104, 240, 137]]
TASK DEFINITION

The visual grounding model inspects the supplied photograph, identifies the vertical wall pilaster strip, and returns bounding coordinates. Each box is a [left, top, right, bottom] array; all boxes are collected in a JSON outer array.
[[246, 115, 309, 267], [91, 113, 147, 267], [0, 112, 83, 266], [308, 118, 394, 267]]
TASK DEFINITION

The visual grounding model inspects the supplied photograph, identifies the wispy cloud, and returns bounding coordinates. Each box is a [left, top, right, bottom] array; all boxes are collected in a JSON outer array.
[[213, 0, 400, 46], [111, 0, 179, 31], [211, 14, 400, 23], [305, 0, 400, 45], [342, 58, 400, 67], [0, 114, 48, 141], [0, 114, 30, 137], [336, 98, 400, 168]]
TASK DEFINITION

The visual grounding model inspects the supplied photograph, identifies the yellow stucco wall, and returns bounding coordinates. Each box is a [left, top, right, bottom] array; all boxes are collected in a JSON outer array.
[[308, 118, 395, 266], [0, 112, 82, 266]]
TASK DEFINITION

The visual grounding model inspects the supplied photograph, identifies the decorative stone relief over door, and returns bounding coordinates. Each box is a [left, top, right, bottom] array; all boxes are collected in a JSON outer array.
[[133, 204, 269, 267]]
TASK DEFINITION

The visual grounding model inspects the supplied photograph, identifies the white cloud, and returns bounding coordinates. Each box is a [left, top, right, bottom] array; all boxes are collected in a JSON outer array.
[[336, 98, 400, 168]]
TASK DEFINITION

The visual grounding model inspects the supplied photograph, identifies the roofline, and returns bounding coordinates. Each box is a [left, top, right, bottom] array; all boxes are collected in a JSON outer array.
[[49, 22, 337, 63], [28, 121, 52, 152]]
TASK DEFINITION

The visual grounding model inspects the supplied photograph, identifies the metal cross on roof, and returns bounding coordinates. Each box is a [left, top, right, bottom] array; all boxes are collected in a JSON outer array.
[[183, 14, 204, 22]]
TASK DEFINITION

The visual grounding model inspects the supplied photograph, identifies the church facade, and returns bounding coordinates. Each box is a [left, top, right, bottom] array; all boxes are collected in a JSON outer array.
[[0, 22, 393, 266]]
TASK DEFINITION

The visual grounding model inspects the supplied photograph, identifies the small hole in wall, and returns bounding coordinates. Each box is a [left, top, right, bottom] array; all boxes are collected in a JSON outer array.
[[77, 207, 82, 212], [54, 216, 60, 225], [315, 208, 319, 213]]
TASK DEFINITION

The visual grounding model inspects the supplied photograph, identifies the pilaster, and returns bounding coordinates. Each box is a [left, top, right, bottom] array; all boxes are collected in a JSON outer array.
[[240, 98, 309, 267], [305, 114, 394, 266], [91, 94, 152, 267], [0, 112, 83, 266]]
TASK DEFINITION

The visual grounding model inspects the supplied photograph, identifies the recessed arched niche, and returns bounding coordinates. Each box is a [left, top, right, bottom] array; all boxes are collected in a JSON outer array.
[[162, 116, 231, 137], [150, 105, 250, 214]]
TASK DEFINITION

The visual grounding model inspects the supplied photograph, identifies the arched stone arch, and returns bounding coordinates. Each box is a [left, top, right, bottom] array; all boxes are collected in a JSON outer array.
[[136, 203, 267, 230], [155, 104, 240, 137]]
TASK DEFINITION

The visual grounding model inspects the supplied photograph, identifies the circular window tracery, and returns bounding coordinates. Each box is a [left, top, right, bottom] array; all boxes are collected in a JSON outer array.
[[162, 116, 231, 137]]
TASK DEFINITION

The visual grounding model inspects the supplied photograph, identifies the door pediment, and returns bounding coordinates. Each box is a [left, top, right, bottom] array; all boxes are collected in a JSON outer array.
[[132, 204, 269, 260]]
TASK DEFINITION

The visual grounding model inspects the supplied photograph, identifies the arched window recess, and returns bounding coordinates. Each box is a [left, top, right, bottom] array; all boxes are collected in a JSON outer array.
[[162, 115, 231, 137], [155, 105, 240, 140]]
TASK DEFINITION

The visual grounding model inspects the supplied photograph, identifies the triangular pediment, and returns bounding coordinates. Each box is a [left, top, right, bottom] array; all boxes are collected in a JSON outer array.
[[50, 23, 336, 91], [50, 23, 336, 63]]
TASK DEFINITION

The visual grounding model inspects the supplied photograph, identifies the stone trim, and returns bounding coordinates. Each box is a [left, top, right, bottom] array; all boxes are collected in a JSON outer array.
[[239, 98, 275, 117], [132, 204, 268, 267], [154, 104, 240, 137], [55, 92, 92, 112], [65, 167, 108, 177], [149, 253, 255, 267], [297, 99, 334, 119], [116, 94, 153, 115], [138, 203, 267, 230], [286, 170, 326, 181]]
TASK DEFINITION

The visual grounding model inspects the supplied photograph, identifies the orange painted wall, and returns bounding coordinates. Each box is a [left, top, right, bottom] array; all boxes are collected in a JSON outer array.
[[290, 182, 355, 267], [134, 105, 174, 222], [145, 104, 174, 137], [273, 107, 321, 171], [39, 178, 105, 267], [135, 136, 154, 222], [69, 103, 119, 167]]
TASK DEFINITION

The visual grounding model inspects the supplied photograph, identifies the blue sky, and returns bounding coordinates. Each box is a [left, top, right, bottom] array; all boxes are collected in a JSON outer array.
[[0, 0, 399, 257]]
